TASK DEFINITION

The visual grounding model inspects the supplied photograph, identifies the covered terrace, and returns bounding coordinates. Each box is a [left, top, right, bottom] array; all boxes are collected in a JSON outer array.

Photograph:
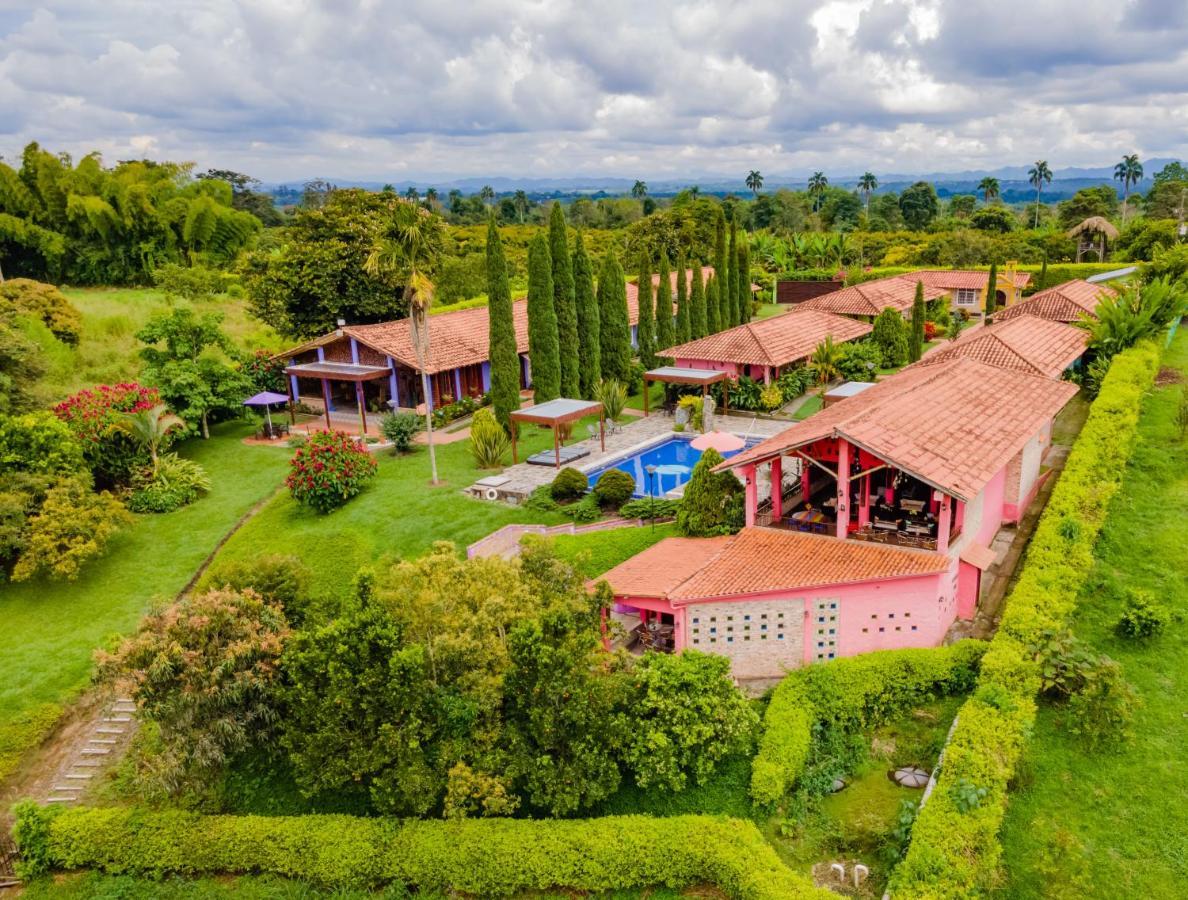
[[283, 359, 393, 435], [641, 366, 730, 416], [510, 398, 605, 468]]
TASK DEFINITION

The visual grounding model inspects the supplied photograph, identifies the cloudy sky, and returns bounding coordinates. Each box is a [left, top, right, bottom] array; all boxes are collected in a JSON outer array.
[[2, 0, 1186, 183]]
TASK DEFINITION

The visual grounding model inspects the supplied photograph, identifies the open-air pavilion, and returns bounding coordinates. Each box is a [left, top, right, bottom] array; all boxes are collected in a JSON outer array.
[[641, 366, 730, 416], [510, 398, 605, 468], [283, 360, 392, 434]]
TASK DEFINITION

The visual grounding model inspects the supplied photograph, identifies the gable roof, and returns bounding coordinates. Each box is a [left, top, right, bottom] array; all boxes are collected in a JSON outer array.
[[720, 357, 1078, 501], [996, 279, 1114, 324], [601, 528, 948, 604], [658, 307, 872, 368], [910, 269, 1031, 290], [798, 277, 948, 317], [913, 315, 1087, 379]]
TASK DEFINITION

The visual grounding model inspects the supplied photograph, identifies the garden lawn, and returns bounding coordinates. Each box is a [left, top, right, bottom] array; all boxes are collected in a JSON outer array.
[[996, 330, 1188, 899], [204, 431, 569, 602], [550, 522, 676, 579], [0, 423, 290, 781], [792, 395, 823, 421]]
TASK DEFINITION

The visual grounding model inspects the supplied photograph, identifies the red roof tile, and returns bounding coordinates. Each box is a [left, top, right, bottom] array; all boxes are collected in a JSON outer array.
[[721, 357, 1078, 501], [601, 528, 948, 603], [799, 277, 948, 317], [996, 280, 1114, 324], [913, 315, 1087, 379], [658, 307, 872, 367], [911, 269, 1031, 290]]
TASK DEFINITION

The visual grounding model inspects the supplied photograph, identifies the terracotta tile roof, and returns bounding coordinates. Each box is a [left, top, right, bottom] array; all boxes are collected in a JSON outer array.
[[721, 357, 1078, 501], [996, 280, 1114, 324], [629, 266, 716, 307], [913, 315, 1087, 379], [601, 528, 948, 603], [798, 277, 948, 317], [658, 308, 872, 368], [911, 269, 1031, 290]]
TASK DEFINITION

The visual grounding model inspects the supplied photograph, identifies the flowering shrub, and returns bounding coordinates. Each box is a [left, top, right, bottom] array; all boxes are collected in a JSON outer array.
[[286, 430, 377, 513], [54, 383, 161, 486], [240, 349, 287, 394], [924, 321, 939, 341], [431, 392, 490, 428]]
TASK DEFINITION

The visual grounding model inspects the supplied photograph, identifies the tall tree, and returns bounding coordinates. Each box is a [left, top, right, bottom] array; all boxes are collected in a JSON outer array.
[[635, 253, 655, 367], [597, 253, 631, 383], [736, 239, 751, 325], [674, 250, 690, 343], [690, 262, 707, 339], [526, 234, 560, 402], [712, 208, 728, 332], [485, 218, 521, 430], [726, 223, 739, 328], [705, 274, 721, 335], [898, 181, 940, 230], [745, 170, 764, 197], [908, 280, 925, 362], [572, 231, 600, 399], [548, 203, 580, 397], [479, 185, 495, 207], [1028, 160, 1053, 228], [1113, 153, 1144, 223], [984, 260, 998, 324], [858, 172, 878, 213], [631, 180, 648, 200], [512, 190, 529, 223], [654, 251, 674, 355], [808, 172, 828, 210], [977, 176, 1000, 204]]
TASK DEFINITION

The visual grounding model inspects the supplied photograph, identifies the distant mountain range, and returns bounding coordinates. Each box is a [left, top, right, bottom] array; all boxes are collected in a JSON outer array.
[[263, 158, 1182, 204]]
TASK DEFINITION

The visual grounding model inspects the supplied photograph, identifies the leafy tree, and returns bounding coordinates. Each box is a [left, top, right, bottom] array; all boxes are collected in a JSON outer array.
[[899, 181, 940, 230], [819, 189, 863, 231], [137, 306, 249, 439], [811, 336, 845, 385], [858, 172, 879, 213], [115, 403, 184, 474], [635, 253, 655, 368], [984, 261, 999, 323], [969, 206, 1016, 233], [572, 231, 600, 399], [745, 170, 764, 197], [597, 253, 631, 383], [0, 278, 81, 344], [978, 176, 1000, 204], [948, 195, 977, 218], [654, 250, 674, 355], [97, 588, 289, 798], [712, 207, 728, 332], [1153, 161, 1188, 185], [674, 250, 690, 343], [1114, 154, 1144, 222], [198, 169, 281, 226], [675, 448, 744, 537], [736, 239, 751, 324], [0, 412, 83, 475], [872, 307, 909, 368], [549, 203, 580, 397], [631, 180, 648, 200], [909, 281, 925, 362], [11, 475, 131, 581], [526, 233, 560, 401], [1057, 185, 1119, 229], [1029, 159, 1053, 228], [0, 317, 47, 415], [485, 219, 521, 429], [690, 261, 707, 339]]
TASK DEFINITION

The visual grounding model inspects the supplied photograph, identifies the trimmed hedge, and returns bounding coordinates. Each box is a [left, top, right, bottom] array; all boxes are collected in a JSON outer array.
[[889, 340, 1163, 898], [12, 805, 831, 899], [845, 262, 1124, 293], [750, 641, 986, 806]]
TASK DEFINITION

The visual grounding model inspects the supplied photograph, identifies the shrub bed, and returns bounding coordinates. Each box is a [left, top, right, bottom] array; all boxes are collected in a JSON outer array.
[[888, 339, 1162, 897], [13, 805, 830, 899], [750, 641, 986, 806], [286, 430, 378, 513]]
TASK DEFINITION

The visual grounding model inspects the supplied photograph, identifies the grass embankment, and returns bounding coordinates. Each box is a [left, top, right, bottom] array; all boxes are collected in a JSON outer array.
[[996, 330, 1187, 898], [550, 523, 676, 579], [0, 424, 290, 782]]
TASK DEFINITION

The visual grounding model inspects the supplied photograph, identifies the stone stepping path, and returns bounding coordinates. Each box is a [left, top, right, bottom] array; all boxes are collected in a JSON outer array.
[[43, 696, 137, 808]]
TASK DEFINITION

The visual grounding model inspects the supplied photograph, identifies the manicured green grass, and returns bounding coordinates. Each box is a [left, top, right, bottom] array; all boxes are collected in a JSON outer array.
[[550, 522, 677, 579], [755, 303, 787, 320], [0, 423, 290, 780], [996, 331, 1188, 898], [792, 395, 823, 420]]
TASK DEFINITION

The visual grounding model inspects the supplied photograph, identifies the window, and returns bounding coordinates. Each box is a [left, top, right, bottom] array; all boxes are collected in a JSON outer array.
[[955, 288, 979, 306]]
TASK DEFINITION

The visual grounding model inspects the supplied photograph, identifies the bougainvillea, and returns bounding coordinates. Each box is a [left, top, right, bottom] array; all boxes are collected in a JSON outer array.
[[53, 383, 161, 486], [239, 349, 287, 394], [286, 430, 378, 513]]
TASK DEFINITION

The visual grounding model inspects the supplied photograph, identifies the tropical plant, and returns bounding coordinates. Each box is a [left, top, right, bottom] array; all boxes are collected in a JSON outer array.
[[807, 172, 829, 210], [977, 176, 1000, 204], [745, 170, 764, 198], [379, 411, 422, 452], [858, 172, 878, 213], [115, 404, 184, 475], [811, 335, 845, 386], [54, 382, 161, 487], [469, 407, 511, 469], [479, 185, 495, 207], [675, 448, 744, 537], [836, 340, 882, 381], [594, 378, 627, 422], [631, 180, 648, 200], [676, 393, 704, 431], [726, 375, 762, 411], [759, 382, 783, 412], [1076, 277, 1187, 359], [285, 430, 378, 513], [1029, 159, 1053, 228], [127, 452, 211, 513], [1113, 154, 1144, 223]]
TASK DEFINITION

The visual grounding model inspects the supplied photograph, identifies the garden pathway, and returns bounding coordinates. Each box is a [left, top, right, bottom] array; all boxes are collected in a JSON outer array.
[[40, 694, 138, 808]]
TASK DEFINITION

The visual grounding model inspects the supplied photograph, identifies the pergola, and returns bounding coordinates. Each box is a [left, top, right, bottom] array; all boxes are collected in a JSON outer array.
[[641, 366, 731, 416], [283, 360, 392, 434], [510, 398, 604, 467]]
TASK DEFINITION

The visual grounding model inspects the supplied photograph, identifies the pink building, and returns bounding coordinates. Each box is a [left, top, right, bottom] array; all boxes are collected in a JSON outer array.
[[601, 357, 1077, 680]]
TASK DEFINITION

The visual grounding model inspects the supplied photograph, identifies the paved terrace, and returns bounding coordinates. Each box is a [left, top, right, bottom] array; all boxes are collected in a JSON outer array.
[[468, 412, 789, 502]]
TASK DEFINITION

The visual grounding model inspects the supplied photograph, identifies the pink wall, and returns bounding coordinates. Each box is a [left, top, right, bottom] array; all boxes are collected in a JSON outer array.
[[675, 357, 743, 378]]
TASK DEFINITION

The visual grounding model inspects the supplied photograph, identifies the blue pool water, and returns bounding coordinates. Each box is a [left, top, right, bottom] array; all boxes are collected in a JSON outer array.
[[586, 435, 758, 498]]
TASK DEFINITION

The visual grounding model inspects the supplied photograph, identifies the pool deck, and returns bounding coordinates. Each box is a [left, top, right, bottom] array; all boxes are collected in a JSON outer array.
[[467, 413, 788, 502]]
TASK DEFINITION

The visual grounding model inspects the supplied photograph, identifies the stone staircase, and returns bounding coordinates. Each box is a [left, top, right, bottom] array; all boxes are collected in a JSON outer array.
[[44, 696, 136, 806]]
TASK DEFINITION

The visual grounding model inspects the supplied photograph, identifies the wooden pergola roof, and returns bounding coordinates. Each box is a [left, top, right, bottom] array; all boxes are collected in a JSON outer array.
[[284, 360, 392, 382], [509, 398, 605, 468], [643, 366, 731, 386]]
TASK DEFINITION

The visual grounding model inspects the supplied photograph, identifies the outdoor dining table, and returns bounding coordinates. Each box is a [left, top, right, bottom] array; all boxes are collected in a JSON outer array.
[[789, 509, 827, 525]]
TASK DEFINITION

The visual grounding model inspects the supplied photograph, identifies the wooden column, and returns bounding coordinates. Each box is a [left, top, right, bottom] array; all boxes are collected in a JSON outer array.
[[599, 409, 605, 452], [553, 426, 561, 468], [286, 376, 296, 424], [643, 377, 650, 416], [511, 422, 518, 464], [356, 382, 368, 435], [835, 440, 851, 539], [771, 457, 783, 519]]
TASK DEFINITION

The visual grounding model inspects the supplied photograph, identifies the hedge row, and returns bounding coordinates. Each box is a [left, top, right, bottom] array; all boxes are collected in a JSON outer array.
[[845, 262, 1125, 293], [889, 339, 1163, 898], [750, 641, 986, 806], [12, 805, 832, 899]]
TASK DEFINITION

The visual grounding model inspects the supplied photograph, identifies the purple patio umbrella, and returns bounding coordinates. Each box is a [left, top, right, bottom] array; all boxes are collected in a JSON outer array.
[[242, 391, 290, 431]]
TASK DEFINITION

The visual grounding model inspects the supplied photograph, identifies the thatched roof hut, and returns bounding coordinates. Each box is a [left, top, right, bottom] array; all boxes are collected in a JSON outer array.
[[1067, 216, 1119, 262]]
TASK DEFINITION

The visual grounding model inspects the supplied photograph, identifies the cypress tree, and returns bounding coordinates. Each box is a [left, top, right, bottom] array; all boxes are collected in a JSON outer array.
[[706, 274, 721, 334], [727, 221, 739, 327], [597, 253, 631, 383], [736, 239, 751, 325], [654, 251, 674, 356], [572, 231, 600, 399], [485, 218, 521, 430], [690, 263, 707, 339], [675, 250, 690, 343], [526, 233, 560, 402], [636, 253, 655, 367], [713, 208, 728, 332], [548, 203, 579, 397], [909, 280, 925, 363], [984, 260, 998, 324]]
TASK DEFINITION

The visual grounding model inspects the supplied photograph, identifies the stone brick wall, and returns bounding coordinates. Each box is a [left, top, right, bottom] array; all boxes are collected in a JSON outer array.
[[686, 599, 805, 679]]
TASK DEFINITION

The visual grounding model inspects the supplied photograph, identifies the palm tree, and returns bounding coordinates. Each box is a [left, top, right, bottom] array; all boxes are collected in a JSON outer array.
[[858, 172, 878, 213], [978, 177, 1000, 204], [478, 185, 495, 207], [808, 172, 828, 211], [1114, 154, 1144, 223], [512, 190, 529, 223], [117, 404, 184, 475], [689, 185, 700, 198], [404, 186, 420, 203], [365, 202, 447, 483], [811, 336, 844, 390], [631, 180, 648, 200], [745, 170, 764, 198], [1028, 160, 1052, 228], [424, 187, 438, 210]]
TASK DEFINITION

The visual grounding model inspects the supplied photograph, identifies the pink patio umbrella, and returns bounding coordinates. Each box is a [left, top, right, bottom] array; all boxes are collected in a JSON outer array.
[[690, 430, 745, 453]]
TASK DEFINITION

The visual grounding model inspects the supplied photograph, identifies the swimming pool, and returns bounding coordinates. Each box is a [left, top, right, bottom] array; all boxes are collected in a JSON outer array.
[[585, 435, 758, 498]]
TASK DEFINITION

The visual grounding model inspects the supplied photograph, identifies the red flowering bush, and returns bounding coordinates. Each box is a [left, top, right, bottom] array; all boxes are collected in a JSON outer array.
[[924, 321, 939, 341], [286, 430, 378, 513], [54, 383, 161, 486], [240, 349, 287, 394]]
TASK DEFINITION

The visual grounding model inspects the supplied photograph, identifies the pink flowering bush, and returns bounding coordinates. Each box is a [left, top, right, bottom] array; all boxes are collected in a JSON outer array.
[[54, 383, 162, 486], [286, 430, 377, 513]]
